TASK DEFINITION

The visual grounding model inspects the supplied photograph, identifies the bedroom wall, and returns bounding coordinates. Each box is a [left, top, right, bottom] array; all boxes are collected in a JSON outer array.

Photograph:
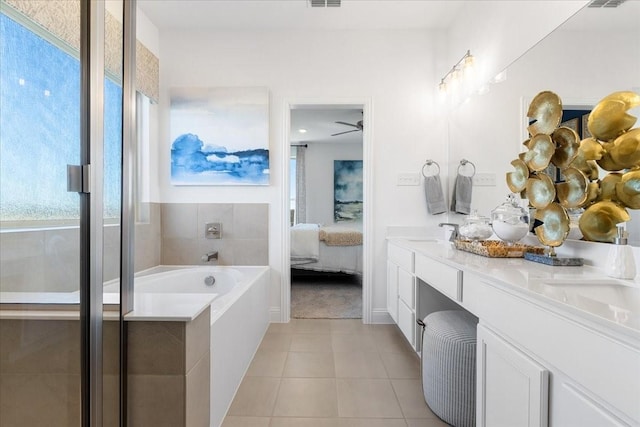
[[304, 142, 363, 226]]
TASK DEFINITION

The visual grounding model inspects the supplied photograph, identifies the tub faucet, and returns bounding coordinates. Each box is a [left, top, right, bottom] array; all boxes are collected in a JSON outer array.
[[438, 223, 460, 242], [202, 251, 218, 262]]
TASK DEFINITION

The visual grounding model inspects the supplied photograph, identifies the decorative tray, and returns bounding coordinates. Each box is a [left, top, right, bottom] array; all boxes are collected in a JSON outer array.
[[454, 239, 545, 258]]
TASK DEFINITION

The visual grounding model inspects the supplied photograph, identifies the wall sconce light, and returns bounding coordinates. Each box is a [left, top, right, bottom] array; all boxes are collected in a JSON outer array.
[[438, 50, 475, 95]]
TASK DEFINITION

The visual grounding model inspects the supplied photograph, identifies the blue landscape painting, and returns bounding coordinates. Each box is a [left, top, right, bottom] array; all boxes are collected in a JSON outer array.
[[170, 87, 269, 185], [334, 160, 363, 222]]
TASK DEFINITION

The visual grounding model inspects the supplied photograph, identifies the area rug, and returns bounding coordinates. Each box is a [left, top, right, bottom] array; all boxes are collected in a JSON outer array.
[[291, 272, 362, 319]]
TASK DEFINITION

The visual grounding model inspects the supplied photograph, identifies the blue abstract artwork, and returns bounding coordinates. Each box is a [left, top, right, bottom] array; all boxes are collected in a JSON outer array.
[[170, 87, 270, 185], [334, 160, 363, 222]]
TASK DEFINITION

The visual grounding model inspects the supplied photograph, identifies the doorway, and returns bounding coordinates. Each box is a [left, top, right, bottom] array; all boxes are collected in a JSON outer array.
[[283, 102, 372, 322]]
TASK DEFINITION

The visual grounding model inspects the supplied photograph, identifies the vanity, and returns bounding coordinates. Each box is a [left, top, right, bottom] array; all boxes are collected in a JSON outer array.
[[386, 238, 640, 427]]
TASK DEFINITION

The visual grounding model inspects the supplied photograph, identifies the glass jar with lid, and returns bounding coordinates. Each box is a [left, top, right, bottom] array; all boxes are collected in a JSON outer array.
[[491, 194, 530, 244], [459, 210, 493, 241]]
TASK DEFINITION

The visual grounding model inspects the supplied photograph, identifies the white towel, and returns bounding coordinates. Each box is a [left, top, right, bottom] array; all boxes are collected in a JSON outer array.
[[450, 174, 473, 214], [290, 223, 320, 261], [423, 174, 447, 215]]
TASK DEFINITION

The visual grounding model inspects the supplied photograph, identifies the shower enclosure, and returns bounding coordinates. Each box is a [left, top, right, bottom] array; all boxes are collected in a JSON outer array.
[[0, 0, 137, 425]]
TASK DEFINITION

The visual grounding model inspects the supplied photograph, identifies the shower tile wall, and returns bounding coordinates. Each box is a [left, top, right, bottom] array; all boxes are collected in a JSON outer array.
[[161, 203, 268, 266]]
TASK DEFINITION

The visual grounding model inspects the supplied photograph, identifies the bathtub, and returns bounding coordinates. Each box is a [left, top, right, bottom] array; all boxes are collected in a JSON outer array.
[[107, 265, 271, 427]]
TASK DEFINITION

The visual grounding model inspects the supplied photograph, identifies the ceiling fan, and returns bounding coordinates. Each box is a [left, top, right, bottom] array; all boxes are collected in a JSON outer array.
[[331, 119, 363, 136]]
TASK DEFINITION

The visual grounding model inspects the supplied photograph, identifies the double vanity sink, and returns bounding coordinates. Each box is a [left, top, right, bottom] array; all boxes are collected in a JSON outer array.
[[386, 238, 640, 427]]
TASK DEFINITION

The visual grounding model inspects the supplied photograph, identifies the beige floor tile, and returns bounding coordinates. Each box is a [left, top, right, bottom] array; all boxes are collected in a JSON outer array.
[[293, 319, 333, 334], [405, 418, 451, 427], [272, 378, 338, 417], [372, 328, 415, 354], [290, 333, 333, 352], [282, 352, 335, 378], [380, 351, 420, 379], [246, 350, 288, 377], [337, 419, 408, 427], [329, 319, 367, 334], [259, 333, 293, 352], [227, 377, 280, 417], [270, 417, 340, 427], [267, 322, 296, 334], [331, 333, 377, 353], [391, 379, 437, 419], [334, 351, 387, 378], [222, 416, 271, 427], [336, 378, 403, 418]]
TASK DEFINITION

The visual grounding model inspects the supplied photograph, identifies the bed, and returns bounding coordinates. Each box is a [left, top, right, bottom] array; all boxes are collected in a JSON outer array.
[[290, 223, 363, 275]]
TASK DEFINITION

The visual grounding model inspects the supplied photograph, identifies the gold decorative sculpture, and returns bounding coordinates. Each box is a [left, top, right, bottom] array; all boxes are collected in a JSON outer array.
[[507, 90, 640, 249]]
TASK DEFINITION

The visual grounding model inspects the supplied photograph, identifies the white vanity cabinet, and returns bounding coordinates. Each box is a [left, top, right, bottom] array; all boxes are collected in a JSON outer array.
[[385, 239, 640, 427], [477, 324, 549, 427], [387, 241, 417, 348]]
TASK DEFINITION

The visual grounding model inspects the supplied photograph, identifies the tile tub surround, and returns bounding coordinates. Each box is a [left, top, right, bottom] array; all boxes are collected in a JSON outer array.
[[0, 203, 161, 293], [161, 203, 269, 266], [222, 319, 450, 427], [0, 307, 210, 427]]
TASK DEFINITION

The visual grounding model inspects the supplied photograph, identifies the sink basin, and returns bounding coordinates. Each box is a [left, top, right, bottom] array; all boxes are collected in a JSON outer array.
[[541, 279, 640, 325]]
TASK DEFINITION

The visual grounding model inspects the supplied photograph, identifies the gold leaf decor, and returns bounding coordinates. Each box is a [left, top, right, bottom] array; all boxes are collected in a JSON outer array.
[[527, 91, 563, 136], [524, 134, 554, 171], [506, 159, 529, 193], [556, 168, 588, 209], [506, 89, 640, 246], [587, 91, 640, 141], [551, 127, 580, 168], [534, 202, 570, 247], [616, 170, 640, 209], [526, 173, 556, 209], [579, 201, 630, 243]]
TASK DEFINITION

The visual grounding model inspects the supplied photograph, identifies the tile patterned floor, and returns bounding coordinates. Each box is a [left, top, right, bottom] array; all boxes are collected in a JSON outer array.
[[222, 319, 450, 427]]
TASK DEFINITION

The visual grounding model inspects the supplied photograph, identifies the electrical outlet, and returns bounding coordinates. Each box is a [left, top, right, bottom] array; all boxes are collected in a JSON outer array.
[[473, 173, 496, 187], [397, 173, 421, 186]]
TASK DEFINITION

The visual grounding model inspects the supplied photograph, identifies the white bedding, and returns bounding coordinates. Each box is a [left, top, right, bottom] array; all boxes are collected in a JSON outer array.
[[290, 223, 363, 275], [290, 223, 320, 262]]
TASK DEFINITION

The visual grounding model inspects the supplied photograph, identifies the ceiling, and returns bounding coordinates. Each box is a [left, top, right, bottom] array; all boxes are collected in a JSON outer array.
[[137, 0, 467, 31], [137, 0, 639, 145], [290, 108, 363, 144]]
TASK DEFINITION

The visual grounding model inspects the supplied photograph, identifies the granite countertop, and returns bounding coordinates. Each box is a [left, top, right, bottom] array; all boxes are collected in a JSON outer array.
[[388, 238, 640, 341]]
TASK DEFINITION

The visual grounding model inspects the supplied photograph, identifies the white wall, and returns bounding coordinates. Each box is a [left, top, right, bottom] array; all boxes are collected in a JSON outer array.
[[304, 142, 363, 225], [448, 26, 639, 219], [151, 2, 611, 321], [157, 29, 446, 320]]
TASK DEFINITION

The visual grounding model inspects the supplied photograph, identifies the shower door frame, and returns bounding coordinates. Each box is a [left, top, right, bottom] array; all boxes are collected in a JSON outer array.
[[78, 0, 136, 425]]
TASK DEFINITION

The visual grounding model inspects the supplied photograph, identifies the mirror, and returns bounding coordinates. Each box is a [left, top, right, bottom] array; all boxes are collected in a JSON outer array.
[[447, 2, 640, 245]]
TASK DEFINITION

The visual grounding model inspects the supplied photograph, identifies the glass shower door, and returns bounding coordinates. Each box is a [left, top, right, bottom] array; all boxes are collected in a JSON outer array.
[[0, 2, 84, 425], [0, 0, 128, 425]]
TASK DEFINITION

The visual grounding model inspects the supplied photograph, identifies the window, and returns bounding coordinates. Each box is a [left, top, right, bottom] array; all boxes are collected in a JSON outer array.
[[290, 153, 296, 225], [0, 12, 122, 223]]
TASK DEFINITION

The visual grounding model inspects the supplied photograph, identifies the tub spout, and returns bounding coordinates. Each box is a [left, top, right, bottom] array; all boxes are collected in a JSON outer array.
[[202, 251, 218, 262]]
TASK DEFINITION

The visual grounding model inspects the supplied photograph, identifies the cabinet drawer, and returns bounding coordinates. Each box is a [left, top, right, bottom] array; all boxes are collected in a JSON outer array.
[[388, 243, 414, 273], [397, 299, 415, 347], [398, 268, 415, 309], [415, 253, 462, 301]]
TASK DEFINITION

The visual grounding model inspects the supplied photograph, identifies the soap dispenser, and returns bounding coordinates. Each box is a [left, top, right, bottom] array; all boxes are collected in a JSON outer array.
[[606, 224, 636, 280]]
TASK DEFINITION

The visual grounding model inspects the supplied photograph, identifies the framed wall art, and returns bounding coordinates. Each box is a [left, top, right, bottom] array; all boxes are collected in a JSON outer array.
[[170, 87, 270, 185]]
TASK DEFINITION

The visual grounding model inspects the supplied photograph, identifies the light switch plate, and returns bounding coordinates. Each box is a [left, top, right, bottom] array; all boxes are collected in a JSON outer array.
[[473, 173, 496, 186], [397, 173, 421, 186]]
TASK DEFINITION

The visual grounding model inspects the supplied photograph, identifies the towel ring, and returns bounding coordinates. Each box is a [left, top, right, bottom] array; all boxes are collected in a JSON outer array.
[[422, 160, 440, 177], [458, 159, 476, 177]]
